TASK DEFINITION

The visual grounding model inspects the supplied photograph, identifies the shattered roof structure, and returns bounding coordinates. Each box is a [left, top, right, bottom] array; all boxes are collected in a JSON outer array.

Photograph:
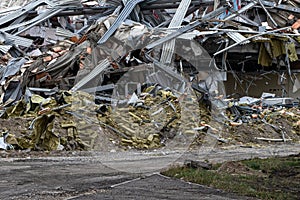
[[0, 0, 300, 152]]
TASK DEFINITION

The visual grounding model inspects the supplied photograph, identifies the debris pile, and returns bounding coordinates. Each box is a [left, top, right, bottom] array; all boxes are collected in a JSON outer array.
[[0, 0, 300, 151], [97, 85, 182, 149], [0, 91, 95, 151], [223, 99, 300, 145]]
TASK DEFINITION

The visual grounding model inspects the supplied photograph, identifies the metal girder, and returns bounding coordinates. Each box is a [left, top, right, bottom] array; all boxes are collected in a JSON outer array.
[[201, 5, 228, 20], [145, 20, 202, 50], [260, 0, 300, 13], [222, 1, 257, 22]]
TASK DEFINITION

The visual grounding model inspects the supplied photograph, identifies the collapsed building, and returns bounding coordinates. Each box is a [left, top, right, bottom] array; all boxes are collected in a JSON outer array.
[[0, 0, 299, 151]]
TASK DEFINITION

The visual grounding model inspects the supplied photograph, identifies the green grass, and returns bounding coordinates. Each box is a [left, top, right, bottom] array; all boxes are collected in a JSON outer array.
[[161, 155, 300, 200], [242, 156, 300, 173]]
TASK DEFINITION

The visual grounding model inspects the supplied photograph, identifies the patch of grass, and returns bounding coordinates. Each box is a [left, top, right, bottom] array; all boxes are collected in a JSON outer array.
[[242, 155, 300, 174], [211, 162, 222, 170], [161, 155, 300, 200]]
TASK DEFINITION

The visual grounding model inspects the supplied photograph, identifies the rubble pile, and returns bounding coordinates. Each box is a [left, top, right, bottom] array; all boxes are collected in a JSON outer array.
[[0, 91, 96, 151], [223, 101, 300, 145], [97, 85, 182, 149], [0, 0, 300, 151]]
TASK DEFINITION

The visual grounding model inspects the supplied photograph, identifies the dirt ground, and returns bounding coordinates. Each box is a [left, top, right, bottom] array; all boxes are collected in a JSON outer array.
[[1, 144, 300, 199]]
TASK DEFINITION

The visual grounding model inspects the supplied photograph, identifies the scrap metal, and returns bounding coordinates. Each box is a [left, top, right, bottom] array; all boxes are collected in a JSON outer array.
[[0, 0, 299, 151], [97, 0, 145, 44], [160, 0, 192, 64]]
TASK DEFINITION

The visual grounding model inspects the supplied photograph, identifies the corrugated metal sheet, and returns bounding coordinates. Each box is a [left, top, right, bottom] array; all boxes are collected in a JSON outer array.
[[0, 0, 31, 8], [14, 8, 64, 35], [56, 27, 77, 38], [71, 59, 111, 92], [0, 0, 55, 27], [226, 32, 250, 45], [0, 31, 33, 47], [0, 0, 82, 29], [98, 0, 145, 44], [146, 20, 202, 50], [0, 45, 12, 54], [0, 0, 81, 8], [160, 0, 192, 64], [0, 7, 21, 16]]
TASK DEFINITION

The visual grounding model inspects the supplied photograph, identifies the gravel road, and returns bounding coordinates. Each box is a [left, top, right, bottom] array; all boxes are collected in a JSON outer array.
[[1, 144, 299, 199]]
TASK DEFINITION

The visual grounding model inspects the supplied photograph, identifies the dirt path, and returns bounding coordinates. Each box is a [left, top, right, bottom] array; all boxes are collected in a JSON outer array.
[[1, 144, 299, 199]]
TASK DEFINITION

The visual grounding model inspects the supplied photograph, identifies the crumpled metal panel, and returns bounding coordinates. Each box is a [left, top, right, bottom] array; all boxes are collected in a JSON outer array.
[[0, 0, 31, 8], [146, 20, 202, 50], [0, 45, 12, 54], [97, 0, 145, 44], [44, 41, 90, 79], [0, 57, 28, 83], [226, 32, 250, 45], [0, 0, 82, 37], [160, 0, 192, 64], [71, 59, 111, 92], [0, 31, 33, 47], [0, 0, 57, 27], [2, 8, 64, 35], [2, 81, 22, 105]]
